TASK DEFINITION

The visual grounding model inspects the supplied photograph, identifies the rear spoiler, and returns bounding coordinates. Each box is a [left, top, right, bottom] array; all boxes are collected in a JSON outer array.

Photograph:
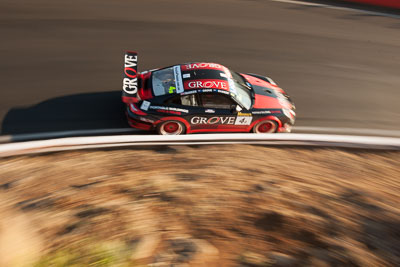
[[122, 51, 140, 103]]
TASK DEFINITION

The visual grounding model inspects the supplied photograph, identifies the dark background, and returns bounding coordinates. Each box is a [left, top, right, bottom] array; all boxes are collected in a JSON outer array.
[[1, 0, 399, 135]]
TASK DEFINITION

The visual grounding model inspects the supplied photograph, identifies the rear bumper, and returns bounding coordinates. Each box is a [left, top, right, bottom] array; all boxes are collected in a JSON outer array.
[[126, 116, 153, 130], [125, 108, 153, 131]]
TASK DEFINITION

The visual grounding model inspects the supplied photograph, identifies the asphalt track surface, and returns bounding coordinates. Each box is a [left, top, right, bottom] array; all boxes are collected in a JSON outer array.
[[1, 0, 399, 136]]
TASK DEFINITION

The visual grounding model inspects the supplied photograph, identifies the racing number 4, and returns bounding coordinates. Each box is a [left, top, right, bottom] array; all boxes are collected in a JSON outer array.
[[235, 116, 252, 125]]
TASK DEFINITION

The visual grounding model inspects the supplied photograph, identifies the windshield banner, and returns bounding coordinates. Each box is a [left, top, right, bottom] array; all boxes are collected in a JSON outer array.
[[173, 65, 184, 93]]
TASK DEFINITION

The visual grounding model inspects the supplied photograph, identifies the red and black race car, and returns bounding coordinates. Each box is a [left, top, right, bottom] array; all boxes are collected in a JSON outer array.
[[122, 51, 295, 135]]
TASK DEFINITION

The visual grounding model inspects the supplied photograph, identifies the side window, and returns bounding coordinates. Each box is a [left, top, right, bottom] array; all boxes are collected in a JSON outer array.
[[200, 93, 234, 109], [166, 94, 198, 106]]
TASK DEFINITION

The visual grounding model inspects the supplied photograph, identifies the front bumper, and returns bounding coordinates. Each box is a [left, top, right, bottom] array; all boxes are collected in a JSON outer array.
[[278, 123, 292, 133]]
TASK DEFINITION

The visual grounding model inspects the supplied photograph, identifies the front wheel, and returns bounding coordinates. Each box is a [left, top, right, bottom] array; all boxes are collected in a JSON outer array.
[[252, 120, 278, 133], [157, 121, 186, 135]]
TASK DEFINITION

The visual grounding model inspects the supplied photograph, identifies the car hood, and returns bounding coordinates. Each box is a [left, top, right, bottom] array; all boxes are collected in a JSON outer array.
[[241, 74, 293, 110]]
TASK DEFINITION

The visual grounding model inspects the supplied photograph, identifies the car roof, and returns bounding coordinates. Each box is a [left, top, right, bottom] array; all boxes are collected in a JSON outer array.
[[179, 62, 232, 93]]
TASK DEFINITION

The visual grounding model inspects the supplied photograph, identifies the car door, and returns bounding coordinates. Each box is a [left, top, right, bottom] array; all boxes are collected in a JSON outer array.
[[189, 92, 241, 131]]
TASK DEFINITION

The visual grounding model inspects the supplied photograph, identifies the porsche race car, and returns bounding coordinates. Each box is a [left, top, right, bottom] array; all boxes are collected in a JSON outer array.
[[122, 51, 295, 135]]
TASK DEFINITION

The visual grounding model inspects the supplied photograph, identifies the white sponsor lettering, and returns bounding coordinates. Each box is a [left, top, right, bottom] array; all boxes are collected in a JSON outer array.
[[181, 90, 197, 95], [150, 105, 167, 110], [124, 55, 137, 68], [123, 53, 138, 95], [123, 77, 138, 94], [205, 109, 215, 113], [185, 63, 223, 70], [149, 105, 188, 113], [218, 90, 230, 95], [182, 73, 191, 79], [191, 116, 235, 125], [252, 110, 271, 114], [188, 81, 227, 89]]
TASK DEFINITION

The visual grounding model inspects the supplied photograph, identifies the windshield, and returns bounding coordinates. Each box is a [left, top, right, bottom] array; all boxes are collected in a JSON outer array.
[[152, 67, 177, 96], [229, 71, 252, 110]]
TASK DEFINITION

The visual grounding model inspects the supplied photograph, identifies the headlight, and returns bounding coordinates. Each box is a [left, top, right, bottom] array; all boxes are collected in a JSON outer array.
[[282, 108, 292, 118]]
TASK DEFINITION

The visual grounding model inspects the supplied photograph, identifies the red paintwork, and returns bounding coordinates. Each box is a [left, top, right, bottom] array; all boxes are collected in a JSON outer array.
[[122, 96, 140, 104], [241, 74, 275, 88], [139, 87, 153, 100], [126, 116, 152, 130], [241, 73, 285, 94], [253, 95, 285, 109], [189, 128, 249, 133], [129, 103, 147, 115]]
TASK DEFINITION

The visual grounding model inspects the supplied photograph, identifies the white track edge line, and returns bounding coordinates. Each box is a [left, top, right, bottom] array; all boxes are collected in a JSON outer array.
[[293, 126, 400, 137], [0, 133, 399, 157], [2, 126, 400, 144]]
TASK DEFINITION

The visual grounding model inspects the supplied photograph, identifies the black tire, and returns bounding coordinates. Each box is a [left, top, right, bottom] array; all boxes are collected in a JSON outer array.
[[157, 121, 186, 135], [252, 120, 278, 133]]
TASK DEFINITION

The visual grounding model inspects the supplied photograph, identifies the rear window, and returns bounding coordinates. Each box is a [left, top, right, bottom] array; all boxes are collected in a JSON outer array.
[[152, 67, 176, 96]]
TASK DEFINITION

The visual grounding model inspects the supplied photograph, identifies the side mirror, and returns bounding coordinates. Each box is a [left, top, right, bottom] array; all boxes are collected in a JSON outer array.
[[236, 105, 242, 112]]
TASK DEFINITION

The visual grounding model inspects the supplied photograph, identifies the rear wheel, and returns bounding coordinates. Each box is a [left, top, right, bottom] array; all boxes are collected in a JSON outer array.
[[252, 120, 278, 133], [157, 121, 185, 135]]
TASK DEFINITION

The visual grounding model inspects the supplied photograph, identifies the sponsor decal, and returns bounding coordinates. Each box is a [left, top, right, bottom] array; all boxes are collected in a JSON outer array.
[[205, 109, 215, 113], [181, 90, 197, 95], [228, 78, 237, 95], [173, 65, 184, 93], [218, 89, 230, 95], [238, 112, 252, 116], [185, 80, 228, 90], [170, 107, 189, 113], [182, 63, 224, 71], [252, 110, 271, 114], [123, 53, 138, 95], [157, 109, 181, 115], [182, 73, 191, 79], [140, 101, 150, 111], [150, 106, 188, 113], [251, 110, 281, 114], [235, 116, 252, 125], [191, 116, 236, 125]]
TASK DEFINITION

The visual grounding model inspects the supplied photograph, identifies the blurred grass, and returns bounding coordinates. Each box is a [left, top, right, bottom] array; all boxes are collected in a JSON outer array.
[[34, 240, 135, 267]]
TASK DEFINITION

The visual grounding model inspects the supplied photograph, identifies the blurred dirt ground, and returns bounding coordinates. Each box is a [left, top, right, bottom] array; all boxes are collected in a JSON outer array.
[[0, 145, 399, 266]]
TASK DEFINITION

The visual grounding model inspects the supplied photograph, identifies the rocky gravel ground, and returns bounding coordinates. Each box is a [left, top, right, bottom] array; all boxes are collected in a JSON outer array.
[[0, 145, 399, 266]]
